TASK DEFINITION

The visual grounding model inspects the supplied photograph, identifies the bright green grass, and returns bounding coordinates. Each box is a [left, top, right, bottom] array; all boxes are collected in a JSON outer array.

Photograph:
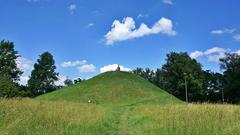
[[1, 72, 239, 134], [37, 71, 182, 105], [0, 99, 240, 135], [127, 104, 240, 135]]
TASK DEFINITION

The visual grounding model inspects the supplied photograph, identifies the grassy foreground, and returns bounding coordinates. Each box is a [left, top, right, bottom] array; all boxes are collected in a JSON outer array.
[[1, 98, 240, 135]]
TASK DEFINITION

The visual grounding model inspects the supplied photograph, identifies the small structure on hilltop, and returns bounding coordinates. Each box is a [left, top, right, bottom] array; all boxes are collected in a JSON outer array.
[[116, 65, 121, 71]]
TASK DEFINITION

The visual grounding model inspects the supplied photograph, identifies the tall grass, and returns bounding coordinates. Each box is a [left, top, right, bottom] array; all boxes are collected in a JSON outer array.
[[128, 104, 240, 135], [0, 98, 115, 135], [0, 98, 240, 135]]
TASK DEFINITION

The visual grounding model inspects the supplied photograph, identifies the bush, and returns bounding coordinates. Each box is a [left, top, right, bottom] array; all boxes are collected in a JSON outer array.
[[0, 75, 20, 98], [0, 75, 29, 98]]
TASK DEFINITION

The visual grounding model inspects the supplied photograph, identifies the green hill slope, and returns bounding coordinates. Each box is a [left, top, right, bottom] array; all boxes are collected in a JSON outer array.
[[37, 71, 181, 105]]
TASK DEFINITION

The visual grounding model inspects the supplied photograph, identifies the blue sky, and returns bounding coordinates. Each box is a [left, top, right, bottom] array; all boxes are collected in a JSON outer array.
[[0, 0, 240, 85]]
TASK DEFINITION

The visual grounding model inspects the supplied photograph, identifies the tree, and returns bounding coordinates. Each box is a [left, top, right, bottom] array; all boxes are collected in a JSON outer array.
[[132, 68, 155, 83], [202, 70, 224, 102], [74, 78, 82, 84], [153, 68, 166, 88], [0, 75, 18, 98], [0, 75, 19, 98], [220, 53, 240, 103], [161, 52, 204, 101], [0, 40, 22, 81], [64, 78, 73, 86], [142, 68, 155, 83], [28, 52, 59, 96], [132, 67, 143, 75]]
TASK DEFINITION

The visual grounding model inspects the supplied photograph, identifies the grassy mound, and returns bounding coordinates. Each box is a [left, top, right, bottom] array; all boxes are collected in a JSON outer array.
[[37, 71, 181, 105]]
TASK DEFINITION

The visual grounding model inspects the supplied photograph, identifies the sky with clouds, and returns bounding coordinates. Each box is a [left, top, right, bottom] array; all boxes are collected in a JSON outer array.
[[0, 0, 240, 85]]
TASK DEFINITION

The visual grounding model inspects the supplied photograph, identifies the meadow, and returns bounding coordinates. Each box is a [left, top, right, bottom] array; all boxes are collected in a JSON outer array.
[[1, 72, 240, 135], [0, 98, 240, 135]]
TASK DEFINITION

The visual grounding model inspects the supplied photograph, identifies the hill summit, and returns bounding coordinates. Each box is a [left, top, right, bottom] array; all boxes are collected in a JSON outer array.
[[37, 71, 181, 105]]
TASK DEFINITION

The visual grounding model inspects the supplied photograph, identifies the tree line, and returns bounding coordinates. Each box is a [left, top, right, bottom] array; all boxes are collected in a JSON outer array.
[[132, 52, 240, 104], [1, 40, 240, 103], [0, 40, 81, 97]]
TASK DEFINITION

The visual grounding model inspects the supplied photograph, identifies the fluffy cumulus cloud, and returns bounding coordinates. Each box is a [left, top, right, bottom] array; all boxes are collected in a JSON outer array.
[[190, 51, 204, 59], [162, 0, 174, 5], [210, 28, 235, 35], [61, 59, 96, 73], [55, 75, 67, 86], [16, 57, 33, 72], [61, 60, 87, 68], [104, 17, 176, 45], [190, 47, 229, 62], [233, 34, 240, 41], [77, 64, 96, 73], [68, 4, 77, 14], [16, 57, 33, 85], [100, 64, 131, 73]]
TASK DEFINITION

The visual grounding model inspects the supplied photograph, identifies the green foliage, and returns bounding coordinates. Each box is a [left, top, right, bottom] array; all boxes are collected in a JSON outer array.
[[37, 71, 181, 105], [0, 75, 19, 98], [153, 68, 165, 88], [64, 78, 73, 86], [73, 78, 82, 84], [161, 52, 204, 101], [220, 53, 240, 103], [132, 68, 155, 83], [202, 70, 224, 102], [132, 53, 205, 102], [0, 40, 22, 81], [28, 52, 59, 97]]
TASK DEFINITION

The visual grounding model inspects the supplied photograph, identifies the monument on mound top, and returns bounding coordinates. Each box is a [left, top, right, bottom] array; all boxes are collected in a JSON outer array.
[[116, 65, 121, 71]]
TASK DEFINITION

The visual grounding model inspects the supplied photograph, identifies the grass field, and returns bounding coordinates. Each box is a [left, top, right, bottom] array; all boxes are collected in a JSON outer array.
[[0, 99, 240, 135], [1, 72, 240, 135]]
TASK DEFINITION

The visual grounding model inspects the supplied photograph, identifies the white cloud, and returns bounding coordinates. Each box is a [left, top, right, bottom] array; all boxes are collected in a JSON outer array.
[[233, 34, 240, 41], [162, 0, 174, 5], [55, 75, 67, 86], [190, 47, 229, 62], [104, 17, 176, 45], [87, 23, 94, 28], [61, 60, 87, 68], [204, 47, 226, 55], [137, 14, 148, 19], [190, 51, 204, 59], [235, 50, 240, 55], [100, 64, 131, 73], [19, 76, 29, 85], [210, 28, 235, 35], [16, 57, 33, 85], [16, 57, 33, 72], [68, 4, 77, 14], [77, 64, 96, 73]]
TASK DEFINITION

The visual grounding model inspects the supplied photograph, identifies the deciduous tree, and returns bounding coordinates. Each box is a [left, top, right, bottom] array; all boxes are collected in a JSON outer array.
[[0, 40, 22, 81], [28, 52, 59, 96], [220, 53, 240, 103]]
